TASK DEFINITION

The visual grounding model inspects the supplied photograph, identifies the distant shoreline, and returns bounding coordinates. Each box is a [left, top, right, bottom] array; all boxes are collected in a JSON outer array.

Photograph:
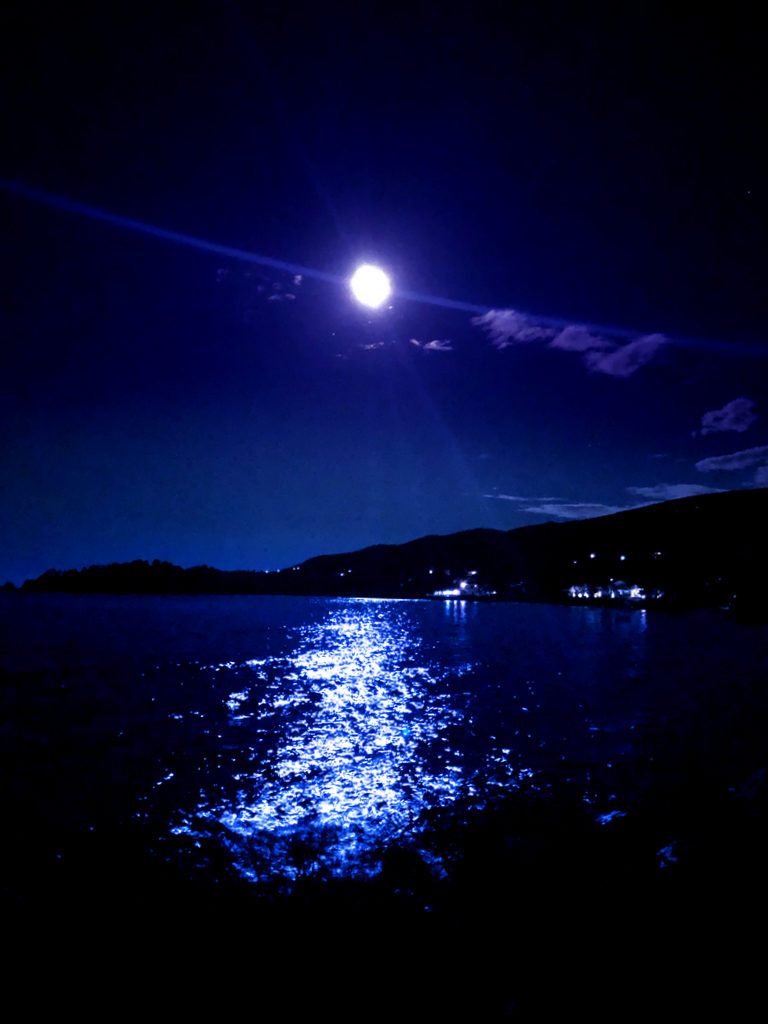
[[5, 489, 767, 620], [3, 584, 764, 622]]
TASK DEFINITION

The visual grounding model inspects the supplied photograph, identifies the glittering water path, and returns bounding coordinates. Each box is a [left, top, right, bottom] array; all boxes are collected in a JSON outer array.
[[170, 601, 522, 877], [2, 594, 766, 886]]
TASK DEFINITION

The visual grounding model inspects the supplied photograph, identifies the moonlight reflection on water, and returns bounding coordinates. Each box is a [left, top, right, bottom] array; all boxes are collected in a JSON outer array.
[[170, 601, 524, 878], [2, 593, 764, 896]]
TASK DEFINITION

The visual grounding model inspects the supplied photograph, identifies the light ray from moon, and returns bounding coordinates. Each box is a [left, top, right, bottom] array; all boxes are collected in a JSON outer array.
[[0, 177, 343, 284], [1, 177, 765, 358]]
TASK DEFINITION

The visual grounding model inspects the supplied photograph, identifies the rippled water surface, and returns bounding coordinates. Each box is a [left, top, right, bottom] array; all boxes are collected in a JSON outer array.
[[2, 594, 766, 883]]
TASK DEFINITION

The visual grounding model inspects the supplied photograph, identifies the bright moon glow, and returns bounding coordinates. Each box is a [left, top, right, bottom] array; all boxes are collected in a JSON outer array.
[[350, 264, 392, 308]]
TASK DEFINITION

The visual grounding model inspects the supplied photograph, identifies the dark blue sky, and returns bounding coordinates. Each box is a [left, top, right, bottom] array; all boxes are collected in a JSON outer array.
[[1, 2, 766, 583]]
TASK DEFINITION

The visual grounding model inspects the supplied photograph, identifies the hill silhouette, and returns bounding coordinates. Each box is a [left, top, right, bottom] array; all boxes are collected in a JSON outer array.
[[13, 489, 768, 615]]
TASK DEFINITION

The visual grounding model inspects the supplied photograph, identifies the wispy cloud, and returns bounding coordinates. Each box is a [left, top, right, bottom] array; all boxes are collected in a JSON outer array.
[[755, 465, 768, 487], [486, 481, 729, 519], [409, 337, 453, 352], [471, 309, 667, 377], [471, 310, 556, 349], [483, 493, 563, 502], [627, 483, 725, 501], [483, 493, 625, 519], [521, 502, 627, 520], [699, 397, 757, 435], [695, 444, 768, 472], [548, 325, 613, 353], [582, 333, 668, 378]]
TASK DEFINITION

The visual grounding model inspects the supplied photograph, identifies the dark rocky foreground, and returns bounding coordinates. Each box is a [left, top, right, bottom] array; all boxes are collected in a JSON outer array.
[[5, 767, 766, 1019], [3, 663, 766, 1020], [7, 790, 767, 1019]]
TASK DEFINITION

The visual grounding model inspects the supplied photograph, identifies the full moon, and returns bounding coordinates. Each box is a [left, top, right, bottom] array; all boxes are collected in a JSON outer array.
[[349, 264, 392, 308]]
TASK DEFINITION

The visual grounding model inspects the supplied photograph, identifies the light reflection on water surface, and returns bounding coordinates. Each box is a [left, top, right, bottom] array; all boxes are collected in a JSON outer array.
[[4, 593, 762, 887], [170, 601, 522, 877]]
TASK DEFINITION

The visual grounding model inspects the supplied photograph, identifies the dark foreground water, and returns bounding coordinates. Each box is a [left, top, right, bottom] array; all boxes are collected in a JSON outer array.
[[2, 594, 767, 1017]]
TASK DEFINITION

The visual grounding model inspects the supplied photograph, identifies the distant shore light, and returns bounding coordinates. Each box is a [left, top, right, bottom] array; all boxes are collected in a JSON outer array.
[[350, 264, 392, 308]]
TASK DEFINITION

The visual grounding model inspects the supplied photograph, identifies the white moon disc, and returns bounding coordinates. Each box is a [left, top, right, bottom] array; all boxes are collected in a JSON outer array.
[[350, 264, 392, 308]]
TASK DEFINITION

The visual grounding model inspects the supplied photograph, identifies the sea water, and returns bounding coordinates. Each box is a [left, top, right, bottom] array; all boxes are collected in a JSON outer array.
[[2, 593, 766, 886]]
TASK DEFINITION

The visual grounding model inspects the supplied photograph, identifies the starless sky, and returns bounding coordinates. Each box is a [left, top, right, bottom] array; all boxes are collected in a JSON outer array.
[[1, 2, 766, 584]]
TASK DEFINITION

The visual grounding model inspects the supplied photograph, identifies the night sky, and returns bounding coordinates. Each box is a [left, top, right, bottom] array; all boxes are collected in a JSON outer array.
[[1, 3, 766, 584]]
